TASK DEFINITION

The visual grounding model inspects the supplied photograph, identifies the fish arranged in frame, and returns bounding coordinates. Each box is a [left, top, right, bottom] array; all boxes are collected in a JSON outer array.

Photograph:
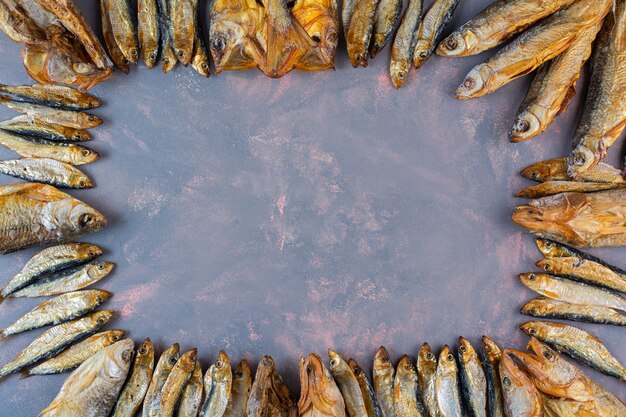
[[412, 0, 461, 69], [348, 358, 382, 417], [200, 350, 232, 417], [161, 348, 198, 417], [299, 353, 345, 417], [143, 343, 180, 417], [389, 0, 422, 89], [328, 349, 367, 417], [458, 337, 487, 417], [111, 337, 155, 417], [0, 115, 92, 142], [248, 355, 296, 417]]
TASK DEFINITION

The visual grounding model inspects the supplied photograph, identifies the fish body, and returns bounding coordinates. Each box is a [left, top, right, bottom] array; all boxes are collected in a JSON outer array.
[[105, 0, 139, 63], [522, 297, 626, 326], [412, 0, 460, 68], [0, 115, 92, 142], [191, 10, 210, 77], [39, 339, 134, 417], [101, 0, 131, 73], [498, 351, 542, 417], [200, 350, 232, 417], [349, 359, 383, 417], [170, 0, 196, 65], [162, 349, 198, 417], [223, 360, 252, 417], [535, 238, 626, 276], [373, 346, 396, 417], [328, 349, 367, 417], [393, 355, 423, 417], [292, 0, 338, 71], [247, 355, 295, 417], [481, 337, 505, 417], [298, 353, 345, 417], [0, 97, 102, 129], [370, 0, 402, 58], [157, 0, 178, 72], [0, 84, 101, 110], [515, 181, 624, 199], [341, 0, 357, 39], [138, 0, 160, 67], [111, 338, 155, 417], [0, 130, 98, 165], [0, 158, 93, 189], [143, 343, 181, 417], [389, 0, 422, 88], [521, 158, 625, 183], [458, 337, 487, 417], [346, 0, 380, 67], [536, 257, 626, 293], [435, 345, 462, 417], [417, 343, 440, 417], [179, 360, 204, 417]]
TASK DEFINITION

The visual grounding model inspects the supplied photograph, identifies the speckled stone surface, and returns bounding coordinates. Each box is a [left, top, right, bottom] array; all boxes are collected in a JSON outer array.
[[0, 1, 623, 415]]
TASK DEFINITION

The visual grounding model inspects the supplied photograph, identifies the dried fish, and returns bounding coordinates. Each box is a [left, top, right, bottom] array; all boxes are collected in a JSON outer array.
[[298, 353, 345, 417], [0, 130, 98, 165], [521, 297, 626, 326], [157, 0, 178, 72], [161, 349, 198, 417], [101, 0, 131, 73], [0, 1, 46, 47], [435, 345, 463, 417], [373, 346, 396, 417], [515, 180, 624, 198], [0, 83, 101, 110], [191, 12, 210, 77], [328, 349, 367, 417], [0, 96, 102, 129], [458, 337, 487, 417], [179, 360, 204, 417], [521, 158, 625, 183], [143, 343, 180, 417], [346, 0, 379, 67], [223, 360, 252, 417], [416, 343, 440, 417], [293, 0, 338, 71], [138, 0, 160, 68], [112, 338, 155, 417], [200, 350, 232, 417], [0, 115, 92, 142], [393, 355, 423, 417], [170, 0, 196, 66], [341, 0, 357, 39], [536, 257, 626, 293], [103, 0, 139, 63], [499, 351, 542, 417], [412, 0, 460, 68], [0, 158, 93, 189], [370, 0, 402, 58], [481, 336, 505, 417], [348, 359, 383, 417], [389, 0, 422, 88], [247, 355, 295, 417]]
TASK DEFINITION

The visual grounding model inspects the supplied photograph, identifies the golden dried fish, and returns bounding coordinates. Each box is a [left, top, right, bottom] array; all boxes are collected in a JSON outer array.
[[170, 0, 196, 66], [0, 183, 106, 253], [522, 297, 626, 326], [0, 242, 101, 300], [143, 343, 180, 417], [0, 96, 102, 129], [191, 14, 210, 77], [436, 345, 463, 417], [12, 261, 114, 298], [0, 310, 113, 378], [458, 337, 487, 417], [393, 355, 423, 417], [373, 346, 396, 417], [437, 0, 576, 57], [512, 189, 626, 247], [111, 338, 155, 417], [328, 349, 367, 417], [0, 289, 110, 339], [509, 22, 603, 142], [515, 181, 625, 199], [200, 350, 233, 417], [346, 0, 379, 67], [25, 330, 125, 376], [520, 321, 626, 380], [0, 130, 98, 165], [521, 158, 624, 183], [298, 353, 345, 417], [0, 1, 46, 47], [455, 0, 611, 99], [542, 397, 602, 417], [481, 336, 505, 417], [179, 360, 204, 417], [293, 0, 338, 71], [0, 158, 93, 189], [498, 351, 542, 417], [104, 0, 139, 63], [536, 257, 626, 293], [585, 376, 626, 416], [161, 349, 198, 417], [348, 359, 383, 417], [0, 83, 101, 110], [223, 360, 252, 417], [39, 339, 134, 417], [568, 3, 626, 179], [370, 0, 402, 58], [412, 0, 460, 68], [247, 355, 295, 417], [390, 0, 422, 88], [138, 0, 160, 68], [157, 0, 178, 73], [416, 343, 440, 417], [101, 0, 131, 73]]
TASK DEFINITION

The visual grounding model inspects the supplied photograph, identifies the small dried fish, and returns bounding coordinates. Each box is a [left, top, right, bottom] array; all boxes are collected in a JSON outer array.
[[103, 0, 139, 63], [0, 158, 93, 189], [248, 355, 295, 417], [0, 115, 92, 142], [481, 336, 505, 417], [143, 343, 180, 417], [370, 0, 402, 58], [521, 297, 626, 326], [161, 349, 198, 417], [101, 0, 131, 73], [435, 345, 463, 417], [520, 321, 626, 380], [39, 339, 134, 417], [25, 330, 125, 376], [515, 181, 625, 199], [179, 360, 204, 417], [0, 130, 98, 165], [0, 310, 114, 378], [373, 346, 396, 417], [346, 0, 380, 67], [200, 350, 232, 417], [458, 337, 487, 417], [393, 355, 423, 417], [389, 0, 422, 88], [535, 239, 626, 277], [111, 337, 155, 417], [416, 343, 440, 417], [521, 158, 625, 183], [349, 359, 383, 417], [0, 84, 101, 110], [0, 289, 110, 339], [138, 0, 160, 68], [298, 353, 345, 417], [498, 351, 542, 417], [536, 257, 626, 293], [223, 360, 252, 417], [191, 13, 210, 77], [0, 96, 102, 129], [157, 0, 178, 72], [0, 183, 106, 253], [412, 0, 460, 68], [341, 0, 357, 39], [171, 0, 196, 66], [328, 349, 367, 417]]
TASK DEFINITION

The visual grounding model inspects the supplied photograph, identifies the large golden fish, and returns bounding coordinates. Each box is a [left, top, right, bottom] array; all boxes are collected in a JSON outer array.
[[292, 0, 338, 71]]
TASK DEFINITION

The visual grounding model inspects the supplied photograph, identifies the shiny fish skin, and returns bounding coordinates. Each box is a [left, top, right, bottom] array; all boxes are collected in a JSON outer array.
[[0, 84, 101, 110], [417, 343, 440, 417], [373, 346, 396, 417], [370, 0, 402, 58], [521, 297, 626, 326], [26, 330, 125, 376], [111, 338, 155, 417], [178, 360, 204, 417], [435, 345, 462, 417], [161, 349, 198, 417], [39, 339, 134, 417], [480, 337, 505, 417], [341, 0, 357, 39], [521, 158, 625, 183], [568, 3, 626, 179], [200, 350, 232, 417], [498, 351, 542, 417], [0, 115, 92, 142], [0, 158, 93, 189], [0, 242, 101, 300], [101, 0, 131, 74], [536, 257, 626, 293], [437, 0, 576, 57], [171, 0, 197, 66], [0, 310, 113, 378], [157, 0, 178, 72], [515, 181, 625, 199], [458, 337, 487, 417], [12, 261, 114, 298], [520, 321, 626, 380], [0, 130, 98, 165], [346, 0, 380, 67], [138, 0, 160, 68], [248, 355, 295, 417], [191, 12, 210, 77], [412, 0, 460, 68], [143, 343, 180, 417], [535, 238, 626, 277], [298, 353, 345, 417], [329, 349, 367, 417], [389, 0, 422, 89], [292, 0, 339, 72], [0, 289, 110, 339], [104, 0, 139, 63], [455, 0, 611, 99], [393, 355, 423, 417], [0, 97, 102, 129], [349, 359, 383, 417], [0, 183, 106, 254], [0, 1, 47, 47], [509, 21, 603, 142], [223, 360, 252, 417]]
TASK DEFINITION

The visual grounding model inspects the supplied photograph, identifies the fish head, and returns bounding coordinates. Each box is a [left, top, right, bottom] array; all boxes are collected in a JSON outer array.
[[373, 346, 393, 378], [298, 353, 341, 416], [535, 239, 563, 258], [106, 330, 126, 344], [481, 336, 501, 363], [412, 40, 432, 69], [212, 350, 231, 381], [535, 258, 562, 275], [521, 164, 553, 182], [500, 351, 542, 416], [163, 343, 181, 371], [234, 358, 251, 381], [390, 60, 410, 89], [77, 112, 102, 128], [108, 338, 136, 379], [417, 343, 437, 374], [327, 349, 346, 373], [136, 337, 154, 361], [76, 242, 104, 261], [61, 200, 107, 235], [437, 30, 477, 57], [519, 321, 549, 340], [179, 348, 198, 372], [519, 272, 551, 291], [456, 64, 492, 99], [89, 289, 112, 306], [458, 336, 478, 364], [71, 129, 92, 141], [91, 309, 115, 328], [68, 170, 94, 189], [512, 200, 579, 245], [568, 146, 596, 179], [520, 298, 549, 317], [396, 355, 415, 381], [438, 345, 457, 375], [510, 110, 542, 142], [210, 19, 249, 70], [87, 261, 115, 281], [347, 358, 363, 378], [295, 7, 338, 63], [256, 354, 277, 383]]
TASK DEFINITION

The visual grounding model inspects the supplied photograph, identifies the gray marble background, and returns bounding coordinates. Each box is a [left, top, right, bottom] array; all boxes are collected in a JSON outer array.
[[0, 0, 623, 414]]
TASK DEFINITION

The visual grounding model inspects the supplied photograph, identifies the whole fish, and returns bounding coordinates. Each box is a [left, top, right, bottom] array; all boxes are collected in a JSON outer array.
[[515, 181, 624, 199], [521, 158, 625, 183], [138, 0, 160, 68], [0, 289, 110, 339], [0, 242, 101, 300], [0, 131, 98, 165], [0, 115, 92, 142], [179, 360, 204, 417], [412, 0, 460, 68], [298, 353, 345, 417], [200, 350, 232, 417], [39, 339, 134, 417], [223, 360, 252, 417], [191, 12, 210, 77], [498, 351, 542, 417], [417, 343, 440, 417], [143, 343, 181, 417], [0, 84, 101, 110], [370, 0, 402, 58], [393, 355, 423, 417], [509, 21, 603, 142], [480, 336, 505, 417], [157, 0, 178, 72], [520, 321, 626, 380], [349, 359, 383, 417], [170, 0, 196, 66], [328, 349, 367, 417], [389, 0, 422, 89], [536, 257, 626, 293], [25, 330, 125, 376], [0, 310, 113, 378], [0, 97, 102, 129], [0, 183, 106, 253], [455, 0, 611, 99], [458, 337, 487, 417], [512, 189, 626, 247], [161, 349, 198, 417], [101, 0, 131, 73], [292, 0, 338, 71], [373, 346, 396, 417], [435, 345, 463, 417], [341, 0, 357, 39], [103, 0, 139, 63], [111, 337, 155, 417], [521, 297, 626, 326], [346, 0, 380, 67], [519, 272, 626, 311], [12, 261, 115, 298], [247, 355, 295, 417], [0, 158, 93, 189], [0, 1, 47, 47], [568, 3, 626, 179], [437, 0, 576, 57]]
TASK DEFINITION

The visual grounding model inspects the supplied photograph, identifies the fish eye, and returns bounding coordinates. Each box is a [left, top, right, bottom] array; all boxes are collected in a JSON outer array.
[[169, 356, 178, 365], [97, 316, 107, 324], [381, 355, 389, 363], [96, 296, 105, 303], [445, 38, 458, 50], [81, 149, 91, 156], [426, 352, 434, 360], [311, 35, 321, 43], [139, 345, 147, 354], [123, 350, 132, 362], [463, 78, 475, 89], [111, 334, 120, 341], [163, 57, 170, 64], [528, 308, 537, 315], [149, 53, 156, 60], [130, 49, 138, 57], [78, 180, 86, 187], [542, 350, 552, 359], [516, 120, 530, 132], [235, 369, 243, 378], [79, 213, 94, 228], [542, 263, 551, 271], [329, 359, 337, 367], [306, 364, 313, 374], [122, 58, 129, 65], [397, 72, 406, 80], [201, 62, 209, 70], [530, 171, 539, 179], [502, 377, 510, 388], [190, 354, 197, 361], [88, 115, 95, 121], [546, 242, 554, 248], [459, 345, 466, 353], [573, 153, 586, 164], [216, 360, 223, 368], [177, 50, 185, 59], [353, 367, 361, 376], [446, 354, 453, 362], [529, 274, 536, 281], [528, 328, 536, 335]]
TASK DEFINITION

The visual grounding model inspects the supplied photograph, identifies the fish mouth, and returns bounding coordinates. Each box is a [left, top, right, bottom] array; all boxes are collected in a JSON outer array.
[[511, 205, 537, 228], [455, 64, 490, 99], [510, 110, 541, 142]]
